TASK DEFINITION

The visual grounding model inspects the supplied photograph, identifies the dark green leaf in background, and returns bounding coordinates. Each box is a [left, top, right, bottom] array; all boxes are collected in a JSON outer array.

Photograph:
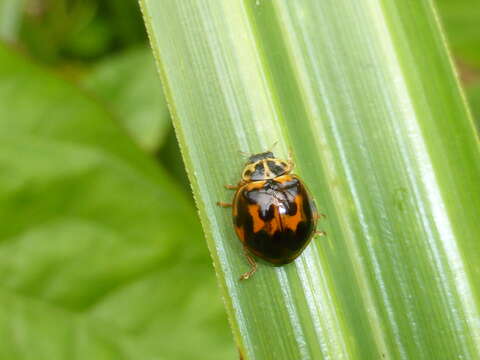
[[467, 83, 480, 122], [82, 47, 170, 152], [437, 0, 480, 68], [436, 0, 480, 125], [0, 44, 234, 360]]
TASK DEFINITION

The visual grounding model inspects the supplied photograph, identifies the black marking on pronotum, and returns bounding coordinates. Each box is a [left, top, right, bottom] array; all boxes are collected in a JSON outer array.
[[266, 160, 286, 176], [247, 151, 273, 164]]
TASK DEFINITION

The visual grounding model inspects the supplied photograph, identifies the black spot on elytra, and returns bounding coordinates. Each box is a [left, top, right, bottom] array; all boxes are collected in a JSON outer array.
[[239, 175, 316, 264], [247, 230, 284, 260], [302, 191, 313, 220], [244, 169, 252, 177], [259, 203, 275, 221], [235, 192, 253, 234], [286, 201, 297, 216], [245, 226, 309, 264], [295, 221, 310, 247]]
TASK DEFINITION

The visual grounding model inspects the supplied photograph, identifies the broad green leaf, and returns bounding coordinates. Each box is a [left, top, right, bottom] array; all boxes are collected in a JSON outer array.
[[82, 47, 170, 151], [141, 0, 480, 359], [0, 44, 234, 360]]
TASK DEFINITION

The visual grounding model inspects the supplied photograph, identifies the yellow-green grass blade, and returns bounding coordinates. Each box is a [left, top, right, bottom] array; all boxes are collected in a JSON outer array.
[[140, 0, 480, 359]]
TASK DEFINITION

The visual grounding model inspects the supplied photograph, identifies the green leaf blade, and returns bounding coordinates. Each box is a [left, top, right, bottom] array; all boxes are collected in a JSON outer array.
[[141, 0, 480, 359]]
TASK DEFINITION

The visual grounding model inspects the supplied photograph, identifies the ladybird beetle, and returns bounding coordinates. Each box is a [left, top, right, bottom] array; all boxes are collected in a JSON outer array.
[[217, 151, 325, 280]]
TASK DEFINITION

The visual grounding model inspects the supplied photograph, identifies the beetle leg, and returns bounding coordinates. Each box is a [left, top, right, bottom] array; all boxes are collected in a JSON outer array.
[[216, 202, 233, 207], [239, 247, 257, 281], [224, 184, 239, 190], [314, 230, 327, 237], [315, 213, 327, 220]]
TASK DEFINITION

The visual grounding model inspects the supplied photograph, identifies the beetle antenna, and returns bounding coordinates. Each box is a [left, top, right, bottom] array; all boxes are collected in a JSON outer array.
[[238, 150, 249, 158], [267, 140, 279, 153]]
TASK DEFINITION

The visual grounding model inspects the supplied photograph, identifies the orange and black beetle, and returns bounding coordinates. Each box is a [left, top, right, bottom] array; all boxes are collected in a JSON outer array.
[[218, 151, 325, 280]]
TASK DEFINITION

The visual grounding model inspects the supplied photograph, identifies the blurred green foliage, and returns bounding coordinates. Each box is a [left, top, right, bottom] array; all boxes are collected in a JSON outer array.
[[437, 0, 480, 123], [0, 41, 234, 359], [0, 0, 477, 358], [468, 83, 480, 122], [0, 0, 233, 359], [81, 47, 170, 152], [17, 0, 145, 63], [436, 0, 480, 68]]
